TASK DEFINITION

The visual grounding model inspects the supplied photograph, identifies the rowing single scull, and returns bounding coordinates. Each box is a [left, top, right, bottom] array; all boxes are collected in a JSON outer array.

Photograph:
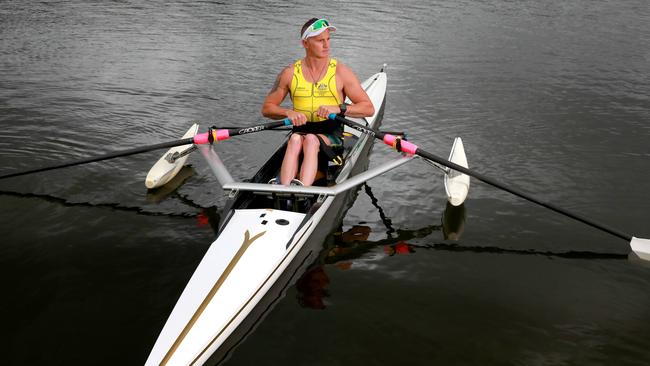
[[144, 68, 406, 366]]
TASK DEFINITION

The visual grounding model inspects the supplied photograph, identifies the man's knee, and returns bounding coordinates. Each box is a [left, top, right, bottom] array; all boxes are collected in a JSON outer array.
[[302, 134, 320, 152], [287, 134, 303, 153]]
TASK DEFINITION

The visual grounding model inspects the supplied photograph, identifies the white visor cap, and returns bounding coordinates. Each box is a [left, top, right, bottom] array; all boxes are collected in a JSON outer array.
[[301, 19, 337, 40]]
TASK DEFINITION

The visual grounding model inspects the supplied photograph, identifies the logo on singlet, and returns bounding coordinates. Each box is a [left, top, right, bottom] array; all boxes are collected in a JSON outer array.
[[316, 83, 328, 96]]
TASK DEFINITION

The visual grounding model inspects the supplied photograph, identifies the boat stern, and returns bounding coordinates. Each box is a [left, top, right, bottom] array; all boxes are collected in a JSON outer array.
[[145, 208, 306, 366]]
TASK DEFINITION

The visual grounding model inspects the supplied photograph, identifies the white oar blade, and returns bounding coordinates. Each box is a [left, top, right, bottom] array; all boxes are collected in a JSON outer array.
[[145, 123, 199, 189], [444, 137, 470, 206], [631, 237, 650, 261]]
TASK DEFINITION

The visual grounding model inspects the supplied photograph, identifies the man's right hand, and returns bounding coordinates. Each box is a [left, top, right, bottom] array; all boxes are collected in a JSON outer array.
[[286, 110, 307, 126]]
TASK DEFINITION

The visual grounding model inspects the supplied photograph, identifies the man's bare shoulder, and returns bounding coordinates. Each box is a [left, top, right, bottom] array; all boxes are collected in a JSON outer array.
[[335, 61, 361, 84], [275, 63, 295, 84], [336, 60, 351, 74], [267, 64, 294, 96]]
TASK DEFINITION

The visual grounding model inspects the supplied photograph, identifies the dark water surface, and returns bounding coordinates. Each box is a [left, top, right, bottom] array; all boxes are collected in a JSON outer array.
[[1, 1, 650, 365]]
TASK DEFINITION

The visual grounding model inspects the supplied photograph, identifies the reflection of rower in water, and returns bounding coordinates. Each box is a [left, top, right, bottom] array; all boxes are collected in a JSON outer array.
[[296, 225, 372, 309], [383, 241, 416, 256], [295, 198, 467, 309], [326, 201, 467, 263], [297, 224, 423, 309]]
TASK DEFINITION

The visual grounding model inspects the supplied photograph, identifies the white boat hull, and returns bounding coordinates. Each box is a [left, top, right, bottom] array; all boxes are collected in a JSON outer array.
[[146, 209, 307, 365]]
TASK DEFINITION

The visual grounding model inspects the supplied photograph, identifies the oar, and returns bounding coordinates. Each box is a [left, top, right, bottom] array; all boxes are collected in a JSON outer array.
[[329, 114, 650, 261], [0, 119, 291, 180]]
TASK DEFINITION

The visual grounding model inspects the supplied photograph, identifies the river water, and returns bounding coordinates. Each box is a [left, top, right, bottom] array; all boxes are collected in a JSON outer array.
[[1, 1, 650, 365]]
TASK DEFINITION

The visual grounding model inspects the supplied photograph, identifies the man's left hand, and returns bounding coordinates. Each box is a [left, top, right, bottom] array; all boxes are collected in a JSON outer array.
[[316, 105, 341, 119]]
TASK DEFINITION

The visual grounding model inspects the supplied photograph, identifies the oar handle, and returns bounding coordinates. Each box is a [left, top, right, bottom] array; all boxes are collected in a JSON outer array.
[[193, 119, 291, 144], [328, 114, 417, 154]]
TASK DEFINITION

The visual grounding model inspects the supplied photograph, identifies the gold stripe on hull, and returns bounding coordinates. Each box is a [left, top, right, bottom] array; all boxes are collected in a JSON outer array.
[[160, 230, 266, 366]]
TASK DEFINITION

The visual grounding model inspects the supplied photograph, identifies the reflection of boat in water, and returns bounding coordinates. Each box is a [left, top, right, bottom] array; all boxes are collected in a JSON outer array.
[[296, 266, 330, 310]]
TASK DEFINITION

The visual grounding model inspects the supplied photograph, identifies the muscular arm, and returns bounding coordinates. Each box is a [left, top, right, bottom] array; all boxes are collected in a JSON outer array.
[[261, 65, 293, 120], [316, 62, 375, 120], [338, 62, 375, 118]]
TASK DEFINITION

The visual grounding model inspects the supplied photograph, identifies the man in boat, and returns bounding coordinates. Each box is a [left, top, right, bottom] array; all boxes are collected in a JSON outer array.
[[261, 18, 375, 186]]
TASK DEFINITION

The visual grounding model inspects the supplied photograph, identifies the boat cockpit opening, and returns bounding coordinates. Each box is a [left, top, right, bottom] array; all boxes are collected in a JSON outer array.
[[228, 133, 360, 214]]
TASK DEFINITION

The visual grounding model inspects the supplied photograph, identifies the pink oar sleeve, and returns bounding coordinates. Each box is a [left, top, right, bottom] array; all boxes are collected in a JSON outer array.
[[383, 134, 418, 155], [193, 130, 230, 144]]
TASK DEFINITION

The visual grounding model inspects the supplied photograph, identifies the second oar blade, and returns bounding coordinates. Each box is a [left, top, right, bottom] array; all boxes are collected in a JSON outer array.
[[631, 237, 650, 261]]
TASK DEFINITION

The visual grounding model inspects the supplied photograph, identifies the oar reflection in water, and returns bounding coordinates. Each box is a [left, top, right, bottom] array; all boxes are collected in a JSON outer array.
[[325, 201, 626, 267], [442, 201, 466, 241]]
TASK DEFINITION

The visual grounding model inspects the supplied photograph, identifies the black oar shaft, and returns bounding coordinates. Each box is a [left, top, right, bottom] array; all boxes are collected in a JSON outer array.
[[227, 119, 290, 136], [0, 137, 195, 180], [0, 119, 292, 181], [332, 115, 633, 243], [414, 148, 632, 242]]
